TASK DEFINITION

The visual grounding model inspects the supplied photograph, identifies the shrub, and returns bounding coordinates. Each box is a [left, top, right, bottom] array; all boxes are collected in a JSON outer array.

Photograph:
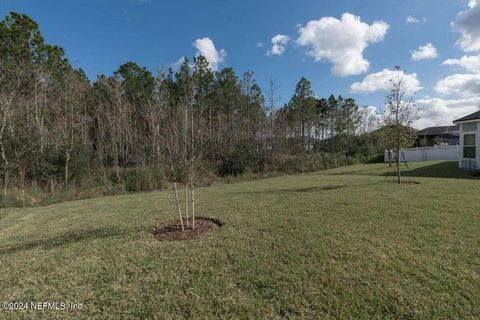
[[218, 157, 245, 176], [364, 153, 385, 164], [264, 153, 352, 174], [125, 167, 165, 192]]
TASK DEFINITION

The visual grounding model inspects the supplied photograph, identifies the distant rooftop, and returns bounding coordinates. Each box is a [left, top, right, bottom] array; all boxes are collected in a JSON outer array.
[[453, 110, 480, 123], [416, 125, 458, 136]]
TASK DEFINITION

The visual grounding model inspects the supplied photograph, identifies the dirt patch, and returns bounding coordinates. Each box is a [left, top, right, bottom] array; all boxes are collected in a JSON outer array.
[[153, 217, 223, 241]]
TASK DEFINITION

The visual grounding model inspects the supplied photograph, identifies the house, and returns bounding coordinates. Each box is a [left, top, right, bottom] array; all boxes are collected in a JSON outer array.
[[383, 111, 480, 166], [415, 126, 459, 147], [453, 110, 480, 171]]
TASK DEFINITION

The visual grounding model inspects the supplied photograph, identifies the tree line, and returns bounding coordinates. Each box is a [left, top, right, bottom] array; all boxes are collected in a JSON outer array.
[[0, 12, 382, 205]]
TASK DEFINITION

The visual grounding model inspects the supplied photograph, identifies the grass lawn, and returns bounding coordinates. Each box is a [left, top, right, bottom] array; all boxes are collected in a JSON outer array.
[[0, 161, 479, 319]]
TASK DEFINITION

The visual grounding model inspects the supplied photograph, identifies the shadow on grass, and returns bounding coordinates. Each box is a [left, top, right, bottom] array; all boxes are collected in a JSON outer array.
[[327, 169, 384, 176], [238, 185, 347, 195], [330, 161, 479, 180], [391, 162, 479, 179], [0, 227, 124, 255]]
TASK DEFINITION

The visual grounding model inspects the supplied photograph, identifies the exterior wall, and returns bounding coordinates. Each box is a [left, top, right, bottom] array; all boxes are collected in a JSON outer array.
[[458, 121, 480, 170], [384, 145, 459, 163]]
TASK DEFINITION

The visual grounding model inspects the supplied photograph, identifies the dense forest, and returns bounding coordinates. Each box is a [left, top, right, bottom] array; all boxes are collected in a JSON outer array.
[[0, 12, 383, 206]]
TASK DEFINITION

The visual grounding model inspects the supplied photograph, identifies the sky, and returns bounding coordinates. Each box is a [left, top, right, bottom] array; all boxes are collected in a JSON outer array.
[[1, 0, 480, 128]]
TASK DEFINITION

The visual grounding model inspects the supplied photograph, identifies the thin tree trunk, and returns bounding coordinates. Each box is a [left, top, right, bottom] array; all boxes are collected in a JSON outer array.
[[191, 97, 195, 229], [396, 102, 401, 184], [3, 170, 7, 214], [396, 148, 401, 184], [115, 155, 120, 182], [209, 107, 212, 138], [21, 169, 25, 208], [191, 183, 195, 229], [301, 119, 305, 151], [0, 115, 8, 213], [174, 182, 184, 231], [184, 183, 189, 227], [184, 105, 189, 227], [65, 150, 70, 186]]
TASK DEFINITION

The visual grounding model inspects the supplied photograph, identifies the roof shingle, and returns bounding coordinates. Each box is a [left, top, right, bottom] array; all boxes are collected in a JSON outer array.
[[453, 110, 480, 123], [416, 126, 459, 136]]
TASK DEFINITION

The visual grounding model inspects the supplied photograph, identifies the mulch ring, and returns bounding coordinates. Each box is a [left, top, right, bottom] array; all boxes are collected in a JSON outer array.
[[153, 217, 223, 241]]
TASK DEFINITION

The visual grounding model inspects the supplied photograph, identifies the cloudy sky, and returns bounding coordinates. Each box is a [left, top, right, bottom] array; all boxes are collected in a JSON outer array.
[[1, 0, 479, 128]]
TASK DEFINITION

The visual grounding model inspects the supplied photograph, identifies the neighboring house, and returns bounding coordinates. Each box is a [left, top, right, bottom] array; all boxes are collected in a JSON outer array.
[[384, 125, 460, 163], [384, 111, 480, 166], [453, 110, 480, 171], [415, 126, 459, 147]]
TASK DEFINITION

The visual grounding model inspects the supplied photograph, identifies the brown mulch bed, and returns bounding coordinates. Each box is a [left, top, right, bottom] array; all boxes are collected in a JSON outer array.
[[153, 217, 223, 241]]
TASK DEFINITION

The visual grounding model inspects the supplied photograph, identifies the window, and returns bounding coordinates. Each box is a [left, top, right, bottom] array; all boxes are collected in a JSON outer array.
[[463, 122, 478, 132], [464, 134, 476, 159], [465, 134, 475, 145]]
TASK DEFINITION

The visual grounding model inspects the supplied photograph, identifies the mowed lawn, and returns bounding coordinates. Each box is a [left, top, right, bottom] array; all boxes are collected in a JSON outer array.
[[0, 161, 479, 319]]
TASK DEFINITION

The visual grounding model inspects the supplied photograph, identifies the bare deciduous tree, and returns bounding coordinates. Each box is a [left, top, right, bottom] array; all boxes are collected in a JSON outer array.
[[382, 66, 420, 184]]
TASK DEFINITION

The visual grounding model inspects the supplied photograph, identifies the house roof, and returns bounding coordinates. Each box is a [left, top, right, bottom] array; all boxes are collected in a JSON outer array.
[[453, 110, 480, 123], [416, 125, 459, 137]]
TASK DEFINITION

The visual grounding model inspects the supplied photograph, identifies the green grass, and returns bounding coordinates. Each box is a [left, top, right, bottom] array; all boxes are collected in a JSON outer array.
[[0, 161, 479, 319]]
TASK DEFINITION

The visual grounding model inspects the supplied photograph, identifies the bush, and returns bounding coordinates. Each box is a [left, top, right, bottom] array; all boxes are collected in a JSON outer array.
[[69, 144, 95, 182], [264, 153, 352, 174], [218, 157, 245, 176], [125, 167, 165, 192], [364, 153, 385, 164]]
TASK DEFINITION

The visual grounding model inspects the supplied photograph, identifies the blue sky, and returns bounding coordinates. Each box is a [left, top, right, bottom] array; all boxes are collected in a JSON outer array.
[[1, 0, 479, 128]]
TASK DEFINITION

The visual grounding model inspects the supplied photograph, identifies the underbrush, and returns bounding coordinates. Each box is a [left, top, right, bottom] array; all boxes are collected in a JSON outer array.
[[263, 153, 355, 173], [0, 153, 357, 208]]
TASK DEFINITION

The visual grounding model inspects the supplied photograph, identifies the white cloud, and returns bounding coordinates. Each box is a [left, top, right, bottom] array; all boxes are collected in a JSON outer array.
[[452, 1, 480, 52], [193, 37, 226, 71], [411, 43, 438, 61], [296, 13, 389, 77], [414, 96, 480, 128], [350, 68, 422, 95], [267, 34, 290, 56], [443, 54, 480, 73], [406, 16, 420, 24], [406, 16, 427, 24], [434, 73, 480, 97]]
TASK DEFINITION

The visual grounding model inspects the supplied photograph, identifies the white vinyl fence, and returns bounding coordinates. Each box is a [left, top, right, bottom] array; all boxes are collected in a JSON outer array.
[[384, 145, 459, 162]]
